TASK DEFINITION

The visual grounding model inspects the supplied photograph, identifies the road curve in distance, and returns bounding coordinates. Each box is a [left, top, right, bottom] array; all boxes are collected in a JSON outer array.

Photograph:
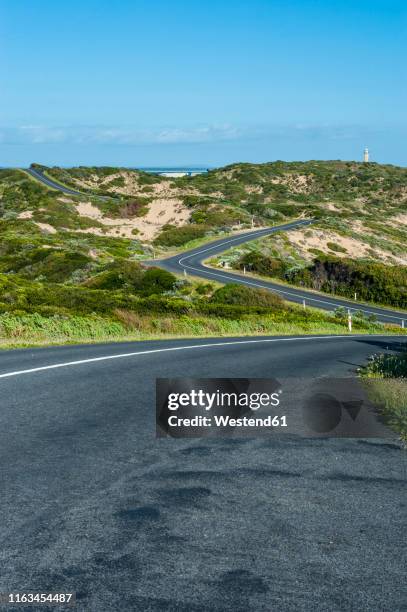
[[155, 220, 407, 325], [25, 167, 88, 196]]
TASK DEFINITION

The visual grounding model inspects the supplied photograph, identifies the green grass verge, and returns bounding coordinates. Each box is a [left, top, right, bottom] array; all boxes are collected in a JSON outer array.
[[360, 352, 407, 443], [0, 311, 394, 350]]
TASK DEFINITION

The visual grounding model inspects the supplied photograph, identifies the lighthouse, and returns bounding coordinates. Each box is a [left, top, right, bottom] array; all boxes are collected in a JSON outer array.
[[363, 147, 369, 163]]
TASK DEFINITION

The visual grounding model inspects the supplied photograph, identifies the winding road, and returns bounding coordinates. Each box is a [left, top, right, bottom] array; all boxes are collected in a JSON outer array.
[[157, 220, 407, 326], [27, 164, 407, 325]]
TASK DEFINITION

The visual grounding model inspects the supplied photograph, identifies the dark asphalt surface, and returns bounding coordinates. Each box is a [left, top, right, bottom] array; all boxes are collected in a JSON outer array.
[[25, 168, 114, 201], [0, 335, 406, 611], [25, 168, 87, 196], [156, 220, 407, 326]]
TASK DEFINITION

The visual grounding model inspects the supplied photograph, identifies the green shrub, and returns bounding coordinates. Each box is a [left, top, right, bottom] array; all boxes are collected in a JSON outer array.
[[84, 260, 143, 291], [327, 242, 347, 253], [138, 268, 177, 295], [153, 224, 209, 247], [182, 195, 216, 208], [191, 208, 245, 227], [85, 262, 176, 296], [210, 283, 284, 309], [238, 252, 288, 278], [289, 256, 407, 308]]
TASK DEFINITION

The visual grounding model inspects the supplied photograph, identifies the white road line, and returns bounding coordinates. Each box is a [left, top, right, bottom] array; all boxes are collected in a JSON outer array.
[[175, 219, 405, 322], [0, 335, 363, 379], [177, 220, 310, 266]]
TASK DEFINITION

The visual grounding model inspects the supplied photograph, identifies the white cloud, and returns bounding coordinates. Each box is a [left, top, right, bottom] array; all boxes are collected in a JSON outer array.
[[0, 123, 392, 148], [0, 124, 241, 146]]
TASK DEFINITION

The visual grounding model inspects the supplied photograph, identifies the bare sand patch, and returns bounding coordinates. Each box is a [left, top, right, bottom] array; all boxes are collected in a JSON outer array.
[[74, 197, 190, 240], [389, 213, 407, 226], [325, 202, 341, 211], [35, 222, 57, 234], [17, 210, 57, 234], [75, 201, 104, 220], [245, 185, 263, 194]]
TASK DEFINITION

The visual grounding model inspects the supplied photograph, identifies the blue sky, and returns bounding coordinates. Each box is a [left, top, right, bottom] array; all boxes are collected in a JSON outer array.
[[1, 0, 406, 167]]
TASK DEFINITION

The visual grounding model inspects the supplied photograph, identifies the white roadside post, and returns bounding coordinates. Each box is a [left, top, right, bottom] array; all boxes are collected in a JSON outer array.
[[302, 299, 306, 310], [348, 310, 352, 332], [243, 266, 246, 275], [402, 320, 405, 329], [183, 269, 187, 277], [354, 292, 357, 301]]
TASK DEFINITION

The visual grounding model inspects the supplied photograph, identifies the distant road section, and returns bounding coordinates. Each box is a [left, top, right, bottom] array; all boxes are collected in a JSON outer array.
[[25, 166, 86, 196], [156, 220, 407, 326]]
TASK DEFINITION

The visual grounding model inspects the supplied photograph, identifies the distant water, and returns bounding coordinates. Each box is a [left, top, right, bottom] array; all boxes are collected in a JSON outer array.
[[133, 166, 210, 174]]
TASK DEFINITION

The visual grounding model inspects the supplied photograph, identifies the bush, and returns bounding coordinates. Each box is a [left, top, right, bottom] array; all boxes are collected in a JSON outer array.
[[117, 199, 150, 218], [238, 252, 288, 278], [138, 268, 177, 295], [153, 224, 209, 247], [327, 242, 347, 253], [210, 283, 284, 309], [183, 195, 216, 208], [85, 263, 176, 296], [85, 261, 143, 291], [289, 256, 407, 308]]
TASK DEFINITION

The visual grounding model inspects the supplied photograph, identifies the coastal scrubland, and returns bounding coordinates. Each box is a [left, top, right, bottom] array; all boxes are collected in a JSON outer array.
[[0, 161, 406, 347]]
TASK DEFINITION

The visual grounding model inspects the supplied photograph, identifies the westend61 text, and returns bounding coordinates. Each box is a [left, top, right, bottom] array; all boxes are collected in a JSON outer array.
[[168, 415, 287, 427]]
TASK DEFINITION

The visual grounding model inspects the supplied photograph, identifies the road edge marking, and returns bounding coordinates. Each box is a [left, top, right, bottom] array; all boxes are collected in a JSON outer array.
[[0, 335, 366, 379]]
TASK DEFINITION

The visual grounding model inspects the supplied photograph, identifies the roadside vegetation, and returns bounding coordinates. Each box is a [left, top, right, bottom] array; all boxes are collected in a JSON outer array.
[[0, 273, 399, 349], [215, 250, 407, 309], [360, 349, 407, 443]]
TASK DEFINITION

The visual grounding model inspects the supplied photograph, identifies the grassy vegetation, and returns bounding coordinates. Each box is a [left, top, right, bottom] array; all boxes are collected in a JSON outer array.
[[360, 350, 407, 443], [0, 307, 392, 350], [0, 272, 397, 349], [179, 160, 407, 223]]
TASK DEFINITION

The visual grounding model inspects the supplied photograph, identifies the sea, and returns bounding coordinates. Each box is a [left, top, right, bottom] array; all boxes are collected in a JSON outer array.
[[133, 166, 211, 176]]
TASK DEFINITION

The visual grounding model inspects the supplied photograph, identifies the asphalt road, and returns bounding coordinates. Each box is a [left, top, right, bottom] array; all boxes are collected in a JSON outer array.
[[0, 335, 406, 611], [25, 168, 114, 202], [156, 220, 407, 326], [25, 167, 87, 196]]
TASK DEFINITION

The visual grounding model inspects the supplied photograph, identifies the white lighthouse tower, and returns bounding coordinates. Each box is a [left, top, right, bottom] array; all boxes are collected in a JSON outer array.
[[363, 147, 369, 163]]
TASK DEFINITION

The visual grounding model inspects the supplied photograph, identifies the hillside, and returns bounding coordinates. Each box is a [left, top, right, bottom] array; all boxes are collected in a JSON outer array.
[[30, 161, 407, 262], [0, 161, 406, 347]]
